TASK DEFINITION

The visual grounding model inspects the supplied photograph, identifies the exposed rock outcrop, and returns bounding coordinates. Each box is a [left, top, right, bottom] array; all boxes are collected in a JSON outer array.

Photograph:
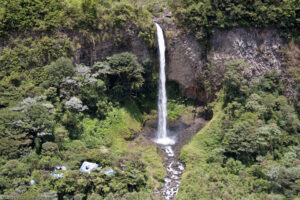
[[159, 17, 287, 102], [73, 18, 290, 103], [209, 28, 284, 76], [161, 19, 206, 102], [73, 26, 153, 66], [205, 28, 286, 100], [166, 33, 205, 101], [208, 27, 285, 78]]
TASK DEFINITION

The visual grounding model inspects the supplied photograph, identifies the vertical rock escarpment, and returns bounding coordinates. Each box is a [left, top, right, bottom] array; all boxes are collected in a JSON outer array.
[[208, 28, 285, 78], [162, 20, 206, 102], [73, 26, 153, 66], [167, 34, 205, 101], [161, 20, 287, 102], [73, 19, 290, 103]]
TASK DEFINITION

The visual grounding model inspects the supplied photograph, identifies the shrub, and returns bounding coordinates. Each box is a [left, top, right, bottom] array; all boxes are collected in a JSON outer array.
[[223, 60, 250, 106], [0, 37, 73, 76], [78, 79, 108, 118], [45, 87, 58, 102], [41, 142, 59, 157], [46, 57, 75, 89], [175, 0, 298, 40], [225, 158, 245, 175], [0, 0, 65, 36], [0, 159, 30, 179], [93, 52, 144, 102], [62, 111, 83, 139]]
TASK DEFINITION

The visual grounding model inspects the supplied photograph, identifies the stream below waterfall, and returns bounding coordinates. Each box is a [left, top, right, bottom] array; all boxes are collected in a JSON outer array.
[[158, 145, 184, 200]]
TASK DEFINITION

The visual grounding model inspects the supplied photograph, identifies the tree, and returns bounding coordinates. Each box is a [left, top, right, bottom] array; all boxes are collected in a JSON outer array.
[[46, 57, 75, 89], [62, 111, 83, 139], [223, 60, 250, 106], [93, 52, 144, 102], [24, 104, 55, 136], [41, 142, 59, 157], [78, 79, 109, 118], [223, 117, 281, 163]]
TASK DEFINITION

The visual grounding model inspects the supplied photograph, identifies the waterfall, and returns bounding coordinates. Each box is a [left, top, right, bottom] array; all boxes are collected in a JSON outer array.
[[155, 23, 175, 145], [154, 23, 182, 200]]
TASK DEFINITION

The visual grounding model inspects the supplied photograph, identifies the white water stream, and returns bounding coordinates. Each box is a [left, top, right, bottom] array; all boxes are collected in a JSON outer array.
[[154, 23, 184, 200]]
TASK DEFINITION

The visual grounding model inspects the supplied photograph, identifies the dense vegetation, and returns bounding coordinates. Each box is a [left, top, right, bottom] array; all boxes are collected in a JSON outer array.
[[0, 50, 167, 198], [173, 0, 299, 41], [178, 60, 300, 199], [0, 1, 165, 198], [0, 0, 299, 199], [0, 0, 155, 44]]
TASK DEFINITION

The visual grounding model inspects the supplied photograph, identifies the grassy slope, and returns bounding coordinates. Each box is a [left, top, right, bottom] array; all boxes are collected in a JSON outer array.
[[176, 101, 271, 200], [97, 105, 166, 191], [177, 101, 225, 200]]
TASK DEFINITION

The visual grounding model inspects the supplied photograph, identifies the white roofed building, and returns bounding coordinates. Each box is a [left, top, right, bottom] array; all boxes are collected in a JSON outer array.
[[80, 161, 99, 174]]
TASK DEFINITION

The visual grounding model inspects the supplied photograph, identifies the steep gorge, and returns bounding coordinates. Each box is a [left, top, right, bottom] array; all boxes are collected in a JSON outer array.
[[0, 1, 299, 199]]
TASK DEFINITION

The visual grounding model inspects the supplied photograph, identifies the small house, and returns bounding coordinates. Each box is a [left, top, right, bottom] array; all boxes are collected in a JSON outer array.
[[80, 161, 99, 174]]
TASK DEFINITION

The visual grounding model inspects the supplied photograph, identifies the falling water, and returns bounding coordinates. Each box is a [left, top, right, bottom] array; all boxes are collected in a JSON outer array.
[[154, 23, 183, 200], [155, 23, 175, 145]]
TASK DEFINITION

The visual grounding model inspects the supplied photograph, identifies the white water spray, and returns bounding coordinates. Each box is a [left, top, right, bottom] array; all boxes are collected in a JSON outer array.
[[155, 23, 175, 145]]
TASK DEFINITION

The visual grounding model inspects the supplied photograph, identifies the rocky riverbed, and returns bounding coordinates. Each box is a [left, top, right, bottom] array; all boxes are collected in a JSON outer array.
[[158, 145, 184, 200], [144, 116, 207, 200]]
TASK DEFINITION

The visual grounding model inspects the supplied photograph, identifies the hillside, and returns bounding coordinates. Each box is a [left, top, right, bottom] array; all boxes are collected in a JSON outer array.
[[0, 0, 299, 199]]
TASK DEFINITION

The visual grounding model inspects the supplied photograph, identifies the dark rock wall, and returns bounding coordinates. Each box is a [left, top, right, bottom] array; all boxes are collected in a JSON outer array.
[[73, 27, 153, 66], [73, 20, 290, 103], [161, 19, 287, 102], [208, 28, 285, 78]]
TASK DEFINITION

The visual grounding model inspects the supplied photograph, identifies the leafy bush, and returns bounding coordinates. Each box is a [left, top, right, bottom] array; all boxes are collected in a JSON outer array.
[[78, 79, 108, 118], [223, 60, 250, 106], [175, 0, 299, 40], [46, 57, 75, 89], [93, 52, 144, 102], [62, 111, 83, 139], [41, 142, 59, 157], [0, 37, 73, 76], [0, 0, 65, 36], [0, 0, 155, 46], [225, 158, 245, 175], [80, 117, 112, 148]]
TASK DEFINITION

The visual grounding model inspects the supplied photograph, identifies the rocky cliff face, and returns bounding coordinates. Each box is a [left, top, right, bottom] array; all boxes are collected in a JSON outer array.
[[166, 32, 205, 101], [209, 28, 284, 76], [161, 19, 206, 102], [73, 19, 290, 103], [205, 28, 286, 100], [208, 27, 285, 78], [161, 19, 287, 102], [73, 26, 153, 66]]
